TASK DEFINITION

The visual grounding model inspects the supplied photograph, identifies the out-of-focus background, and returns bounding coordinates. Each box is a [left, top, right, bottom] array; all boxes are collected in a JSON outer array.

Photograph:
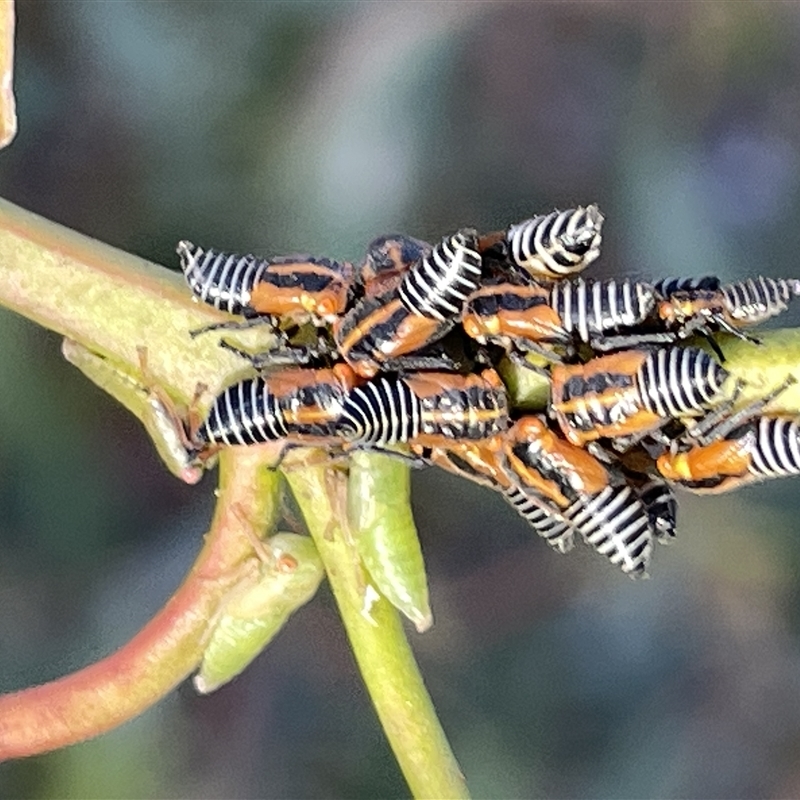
[[2, 2, 800, 797]]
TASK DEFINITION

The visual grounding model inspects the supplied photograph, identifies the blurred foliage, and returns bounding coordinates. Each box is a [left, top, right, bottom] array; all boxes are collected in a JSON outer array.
[[4, 1, 800, 797]]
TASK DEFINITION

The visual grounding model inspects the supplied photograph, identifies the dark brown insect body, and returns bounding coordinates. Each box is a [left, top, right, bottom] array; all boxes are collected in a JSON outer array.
[[359, 234, 432, 297]]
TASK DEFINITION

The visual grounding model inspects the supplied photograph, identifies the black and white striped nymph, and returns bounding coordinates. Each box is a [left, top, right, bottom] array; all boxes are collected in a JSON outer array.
[[503, 485, 575, 554], [747, 415, 800, 482], [197, 378, 288, 446], [398, 229, 483, 322], [654, 275, 800, 326], [177, 240, 347, 319], [636, 346, 729, 420], [563, 485, 654, 578], [506, 204, 604, 278], [549, 278, 658, 343], [177, 241, 274, 315]]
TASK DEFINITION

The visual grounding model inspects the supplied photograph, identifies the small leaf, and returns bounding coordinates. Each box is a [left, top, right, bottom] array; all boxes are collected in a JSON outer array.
[[347, 451, 432, 632], [194, 532, 324, 694]]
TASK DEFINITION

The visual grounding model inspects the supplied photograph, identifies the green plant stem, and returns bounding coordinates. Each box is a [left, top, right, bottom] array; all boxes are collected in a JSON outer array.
[[0, 197, 277, 405], [285, 459, 470, 800], [0, 448, 281, 760]]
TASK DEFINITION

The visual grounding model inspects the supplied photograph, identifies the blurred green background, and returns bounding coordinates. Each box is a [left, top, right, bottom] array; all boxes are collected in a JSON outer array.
[[3, 2, 800, 797]]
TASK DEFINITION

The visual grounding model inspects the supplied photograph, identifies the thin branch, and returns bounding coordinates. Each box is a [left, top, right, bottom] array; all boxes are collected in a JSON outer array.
[[0, 197, 278, 407], [285, 460, 470, 800], [0, 448, 281, 760]]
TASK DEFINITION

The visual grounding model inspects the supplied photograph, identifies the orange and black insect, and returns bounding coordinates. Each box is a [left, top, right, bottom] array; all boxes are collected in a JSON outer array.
[[334, 229, 483, 377], [414, 439, 575, 554], [178, 241, 354, 327], [501, 416, 655, 576], [655, 276, 800, 343], [479, 205, 604, 280], [338, 368, 508, 450], [550, 346, 730, 448], [461, 278, 671, 360], [358, 234, 431, 297], [195, 364, 360, 450], [657, 405, 800, 494]]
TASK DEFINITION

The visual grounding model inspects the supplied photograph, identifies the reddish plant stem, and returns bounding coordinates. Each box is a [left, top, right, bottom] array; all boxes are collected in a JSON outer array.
[[0, 447, 280, 760]]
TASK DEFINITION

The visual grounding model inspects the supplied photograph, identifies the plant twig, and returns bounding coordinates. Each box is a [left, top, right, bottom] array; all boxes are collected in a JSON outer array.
[[0, 197, 277, 407], [0, 448, 281, 760], [0, 0, 16, 148], [285, 459, 470, 800]]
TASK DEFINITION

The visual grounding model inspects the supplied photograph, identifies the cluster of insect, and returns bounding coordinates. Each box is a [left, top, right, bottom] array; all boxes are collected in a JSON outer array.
[[173, 205, 800, 579]]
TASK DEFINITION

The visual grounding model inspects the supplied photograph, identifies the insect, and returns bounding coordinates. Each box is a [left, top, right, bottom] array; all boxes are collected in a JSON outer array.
[[61, 340, 208, 484], [178, 240, 354, 324], [413, 439, 576, 554], [501, 416, 655, 577], [631, 478, 678, 540], [195, 363, 360, 453], [479, 204, 604, 279], [333, 229, 483, 378], [177, 241, 352, 364], [461, 278, 672, 361], [358, 233, 432, 297], [338, 368, 508, 450], [348, 451, 432, 631], [655, 276, 800, 342], [550, 346, 731, 448], [656, 381, 800, 493]]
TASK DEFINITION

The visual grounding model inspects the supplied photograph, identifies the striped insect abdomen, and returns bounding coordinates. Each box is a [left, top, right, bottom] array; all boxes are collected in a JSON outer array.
[[722, 277, 800, 325], [503, 485, 575, 554], [177, 241, 352, 322], [635, 346, 729, 419], [397, 229, 483, 322], [549, 278, 658, 343], [339, 369, 508, 449], [504, 204, 604, 279], [749, 416, 800, 481], [197, 377, 288, 446], [178, 241, 270, 316], [197, 366, 357, 447], [563, 485, 653, 578]]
